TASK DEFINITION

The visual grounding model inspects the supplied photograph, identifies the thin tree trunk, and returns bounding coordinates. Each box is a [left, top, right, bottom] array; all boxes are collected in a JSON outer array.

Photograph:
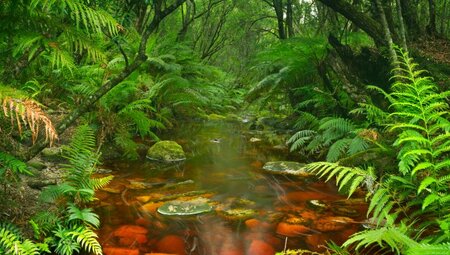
[[23, 0, 187, 160], [395, 0, 408, 51], [441, 0, 448, 36], [273, 0, 286, 39], [286, 0, 294, 37], [375, 0, 398, 69], [427, 0, 437, 36], [400, 0, 420, 39]]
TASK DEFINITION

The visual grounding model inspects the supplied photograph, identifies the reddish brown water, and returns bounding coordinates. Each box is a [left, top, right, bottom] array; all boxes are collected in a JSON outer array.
[[95, 121, 367, 255]]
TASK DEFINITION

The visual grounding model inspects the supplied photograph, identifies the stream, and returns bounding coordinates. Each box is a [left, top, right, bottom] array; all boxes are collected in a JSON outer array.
[[95, 120, 367, 255]]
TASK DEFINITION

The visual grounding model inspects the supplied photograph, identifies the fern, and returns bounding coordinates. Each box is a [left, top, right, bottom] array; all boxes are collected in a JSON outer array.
[[0, 223, 45, 255], [67, 204, 99, 228], [68, 226, 102, 255], [1, 96, 58, 145], [41, 125, 112, 205], [306, 162, 373, 197], [407, 243, 450, 255], [343, 224, 416, 254], [288, 116, 371, 162]]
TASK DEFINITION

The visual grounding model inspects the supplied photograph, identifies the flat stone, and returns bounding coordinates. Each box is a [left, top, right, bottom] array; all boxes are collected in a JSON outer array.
[[157, 198, 212, 216], [262, 161, 312, 177]]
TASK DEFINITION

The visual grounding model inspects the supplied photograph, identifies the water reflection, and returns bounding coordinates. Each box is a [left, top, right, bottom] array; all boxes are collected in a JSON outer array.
[[96, 121, 366, 255]]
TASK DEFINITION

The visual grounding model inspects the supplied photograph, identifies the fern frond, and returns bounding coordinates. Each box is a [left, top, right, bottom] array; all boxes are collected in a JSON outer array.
[[1, 97, 58, 145], [69, 226, 102, 255], [306, 162, 372, 197], [67, 204, 99, 228], [343, 226, 416, 254], [407, 243, 450, 255]]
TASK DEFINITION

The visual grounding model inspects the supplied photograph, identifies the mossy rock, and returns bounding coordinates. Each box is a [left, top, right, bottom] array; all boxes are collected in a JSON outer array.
[[146, 140, 186, 162], [215, 197, 258, 221], [262, 161, 313, 177], [208, 113, 227, 120], [27, 158, 46, 171], [41, 147, 62, 161], [157, 198, 212, 216]]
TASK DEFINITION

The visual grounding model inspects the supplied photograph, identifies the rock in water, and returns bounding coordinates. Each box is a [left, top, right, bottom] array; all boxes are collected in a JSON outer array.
[[262, 161, 313, 177], [157, 198, 212, 216], [146, 140, 186, 162]]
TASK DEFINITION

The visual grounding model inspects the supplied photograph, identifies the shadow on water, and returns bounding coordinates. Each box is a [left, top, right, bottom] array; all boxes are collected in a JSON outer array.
[[96, 120, 367, 255]]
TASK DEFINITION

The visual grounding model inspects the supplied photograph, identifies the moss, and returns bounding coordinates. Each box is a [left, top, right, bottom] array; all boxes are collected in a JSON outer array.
[[146, 140, 185, 162], [262, 161, 312, 177], [208, 113, 227, 120]]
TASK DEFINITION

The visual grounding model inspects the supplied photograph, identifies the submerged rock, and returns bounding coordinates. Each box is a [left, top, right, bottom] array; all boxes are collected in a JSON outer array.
[[262, 161, 312, 177], [157, 198, 212, 216], [146, 140, 186, 162], [307, 200, 328, 212], [216, 197, 258, 221], [313, 216, 354, 232], [112, 225, 148, 245], [156, 235, 187, 255], [103, 247, 139, 255], [247, 240, 275, 255], [276, 216, 311, 237]]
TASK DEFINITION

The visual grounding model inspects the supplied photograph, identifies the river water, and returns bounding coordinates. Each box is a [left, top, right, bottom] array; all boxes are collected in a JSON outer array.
[[95, 120, 367, 255]]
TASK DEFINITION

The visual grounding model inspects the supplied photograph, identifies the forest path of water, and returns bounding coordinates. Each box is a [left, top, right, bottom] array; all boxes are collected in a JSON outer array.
[[95, 120, 367, 255]]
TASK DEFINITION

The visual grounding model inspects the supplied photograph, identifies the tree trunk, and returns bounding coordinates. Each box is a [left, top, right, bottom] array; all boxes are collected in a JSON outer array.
[[23, 0, 187, 160], [395, 0, 408, 50], [286, 0, 294, 37], [316, 0, 385, 46], [441, 0, 448, 36], [177, 0, 193, 41], [273, 0, 286, 39], [427, 0, 437, 36], [375, 0, 398, 69], [400, 0, 420, 39]]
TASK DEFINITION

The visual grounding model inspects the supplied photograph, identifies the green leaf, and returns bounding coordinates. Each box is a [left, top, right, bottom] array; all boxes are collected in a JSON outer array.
[[417, 177, 437, 194], [422, 193, 440, 210]]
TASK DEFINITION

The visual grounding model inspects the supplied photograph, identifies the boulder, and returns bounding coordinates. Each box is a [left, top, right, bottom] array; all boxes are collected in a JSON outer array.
[[146, 141, 186, 162], [262, 161, 313, 177], [41, 147, 62, 160]]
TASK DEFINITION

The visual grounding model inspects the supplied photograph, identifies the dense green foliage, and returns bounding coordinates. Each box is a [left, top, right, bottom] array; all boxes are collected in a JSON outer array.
[[305, 50, 450, 254], [2, 0, 450, 254]]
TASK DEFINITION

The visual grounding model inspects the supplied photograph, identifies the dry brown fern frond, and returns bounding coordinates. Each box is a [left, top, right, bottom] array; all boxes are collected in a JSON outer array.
[[1, 97, 58, 145]]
